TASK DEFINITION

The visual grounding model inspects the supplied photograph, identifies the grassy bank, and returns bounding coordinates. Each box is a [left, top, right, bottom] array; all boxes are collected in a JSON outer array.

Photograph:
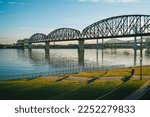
[[0, 78, 123, 100], [50, 80, 123, 100], [0, 78, 85, 100], [134, 66, 150, 76], [100, 78, 147, 100], [61, 67, 132, 78], [0, 66, 149, 100]]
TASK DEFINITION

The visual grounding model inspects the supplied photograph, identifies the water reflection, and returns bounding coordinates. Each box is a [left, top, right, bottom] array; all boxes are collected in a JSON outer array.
[[145, 50, 150, 58], [123, 51, 129, 55], [111, 49, 117, 55], [78, 50, 84, 67], [45, 49, 50, 62], [28, 49, 32, 58], [96, 49, 99, 65], [102, 49, 104, 62], [23, 49, 150, 68], [0, 48, 150, 77]]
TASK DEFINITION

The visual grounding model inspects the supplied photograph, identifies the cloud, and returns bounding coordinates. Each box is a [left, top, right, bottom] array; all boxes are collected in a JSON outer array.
[[78, 0, 138, 3]]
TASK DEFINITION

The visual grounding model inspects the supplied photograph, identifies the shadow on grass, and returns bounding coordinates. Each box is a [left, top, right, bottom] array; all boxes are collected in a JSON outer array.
[[87, 71, 108, 84], [121, 68, 134, 82]]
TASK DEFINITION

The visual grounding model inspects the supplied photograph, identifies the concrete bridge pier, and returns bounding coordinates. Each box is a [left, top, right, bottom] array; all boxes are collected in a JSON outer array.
[[28, 43, 32, 50], [20, 43, 25, 49], [45, 42, 50, 50], [78, 40, 85, 67], [140, 36, 143, 58], [133, 36, 137, 66]]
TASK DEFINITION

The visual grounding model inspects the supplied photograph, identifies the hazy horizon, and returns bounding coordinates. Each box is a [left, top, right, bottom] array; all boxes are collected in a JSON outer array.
[[0, 0, 149, 44]]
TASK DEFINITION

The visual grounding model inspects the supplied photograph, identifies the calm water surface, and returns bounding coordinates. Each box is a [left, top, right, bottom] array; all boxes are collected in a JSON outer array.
[[0, 49, 150, 79]]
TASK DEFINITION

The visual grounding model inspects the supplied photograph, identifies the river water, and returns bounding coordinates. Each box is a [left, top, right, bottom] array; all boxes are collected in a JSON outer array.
[[0, 49, 150, 79]]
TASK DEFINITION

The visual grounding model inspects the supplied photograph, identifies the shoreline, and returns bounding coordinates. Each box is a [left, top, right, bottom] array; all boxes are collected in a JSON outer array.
[[0, 65, 150, 81]]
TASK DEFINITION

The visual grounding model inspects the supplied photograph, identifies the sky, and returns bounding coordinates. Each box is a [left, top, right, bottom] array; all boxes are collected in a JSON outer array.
[[0, 0, 149, 44]]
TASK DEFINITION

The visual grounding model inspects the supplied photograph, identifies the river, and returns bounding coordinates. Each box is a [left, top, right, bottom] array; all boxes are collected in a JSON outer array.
[[0, 49, 150, 79]]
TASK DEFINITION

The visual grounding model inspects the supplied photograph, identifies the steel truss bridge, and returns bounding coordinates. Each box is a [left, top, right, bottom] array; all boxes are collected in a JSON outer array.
[[17, 14, 150, 44]]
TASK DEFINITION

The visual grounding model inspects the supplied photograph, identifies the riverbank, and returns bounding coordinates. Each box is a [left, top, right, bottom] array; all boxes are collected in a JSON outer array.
[[0, 66, 150, 100], [0, 43, 147, 49]]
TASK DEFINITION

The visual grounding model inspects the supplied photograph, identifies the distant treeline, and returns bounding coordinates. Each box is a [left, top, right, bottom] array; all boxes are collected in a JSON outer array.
[[0, 44, 22, 49], [0, 44, 147, 49]]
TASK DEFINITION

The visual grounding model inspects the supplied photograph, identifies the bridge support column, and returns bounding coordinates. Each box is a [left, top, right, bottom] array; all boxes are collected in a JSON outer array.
[[28, 43, 32, 50], [45, 42, 49, 50], [21, 43, 25, 49], [140, 36, 143, 80], [133, 36, 137, 66], [78, 40, 85, 67]]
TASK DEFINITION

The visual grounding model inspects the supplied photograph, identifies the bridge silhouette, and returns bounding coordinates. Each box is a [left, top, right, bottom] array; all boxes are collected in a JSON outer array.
[[17, 14, 150, 66], [17, 14, 150, 46]]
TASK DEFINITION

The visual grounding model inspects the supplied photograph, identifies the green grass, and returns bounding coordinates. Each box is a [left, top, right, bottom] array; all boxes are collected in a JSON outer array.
[[58, 70, 108, 78], [58, 66, 150, 78], [0, 66, 149, 100], [0, 78, 123, 100], [60, 67, 132, 78], [51, 80, 123, 100], [0, 78, 85, 100], [100, 78, 147, 100], [134, 66, 150, 76], [103, 68, 132, 77], [70, 70, 107, 77]]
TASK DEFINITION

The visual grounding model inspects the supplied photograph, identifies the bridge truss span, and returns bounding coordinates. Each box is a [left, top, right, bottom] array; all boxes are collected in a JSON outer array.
[[30, 33, 47, 43], [18, 14, 150, 44], [82, 15, 150, 39], [46, 28, 82, 42]]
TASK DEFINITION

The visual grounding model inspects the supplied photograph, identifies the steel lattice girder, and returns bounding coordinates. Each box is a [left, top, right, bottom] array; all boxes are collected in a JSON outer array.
[[82, 15, 150, 39], [46, 28, 82, 42], [30, 33, 47, 42], [19, 15, 150, 43]]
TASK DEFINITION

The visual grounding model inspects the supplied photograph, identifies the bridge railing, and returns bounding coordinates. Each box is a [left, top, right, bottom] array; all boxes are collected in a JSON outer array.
[[0, 64, 125, 80]]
